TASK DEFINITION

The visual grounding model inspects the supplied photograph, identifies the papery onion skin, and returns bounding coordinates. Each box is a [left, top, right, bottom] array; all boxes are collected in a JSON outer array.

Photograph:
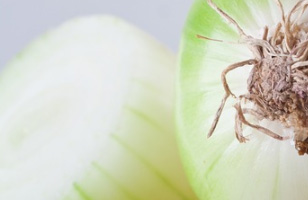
[[177, 0, 308, 200]]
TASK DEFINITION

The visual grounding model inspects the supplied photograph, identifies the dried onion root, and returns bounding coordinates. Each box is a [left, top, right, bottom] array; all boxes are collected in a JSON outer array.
[[204, 0, 308, 155]]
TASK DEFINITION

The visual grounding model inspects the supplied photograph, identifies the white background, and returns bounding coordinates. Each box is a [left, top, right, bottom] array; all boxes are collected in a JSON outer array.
[[0, 0, 192, 67]]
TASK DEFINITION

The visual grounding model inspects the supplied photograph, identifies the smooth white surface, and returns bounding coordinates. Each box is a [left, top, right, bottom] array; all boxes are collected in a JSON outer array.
[[0, 16, 195, 199], [0, 0, 192, 67]]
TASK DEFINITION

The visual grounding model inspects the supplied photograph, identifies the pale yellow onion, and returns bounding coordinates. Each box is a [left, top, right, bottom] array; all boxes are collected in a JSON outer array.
[[0, 16, 196, 200]]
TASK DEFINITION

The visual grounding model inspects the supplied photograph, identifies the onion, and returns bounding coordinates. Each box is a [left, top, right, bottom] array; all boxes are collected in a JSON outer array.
[[0, 16, 196, 199], [177, 0, 308, 199]]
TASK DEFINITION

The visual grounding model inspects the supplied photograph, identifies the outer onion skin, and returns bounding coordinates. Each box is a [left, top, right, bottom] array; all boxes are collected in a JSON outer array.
[[177, 0, 308, 199], [0, 16, 196, 200]]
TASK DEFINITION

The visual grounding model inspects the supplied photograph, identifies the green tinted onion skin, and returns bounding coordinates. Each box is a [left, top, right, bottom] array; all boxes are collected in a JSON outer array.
[[177, 0, 308, 199], [0, 16, 196, 200]]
